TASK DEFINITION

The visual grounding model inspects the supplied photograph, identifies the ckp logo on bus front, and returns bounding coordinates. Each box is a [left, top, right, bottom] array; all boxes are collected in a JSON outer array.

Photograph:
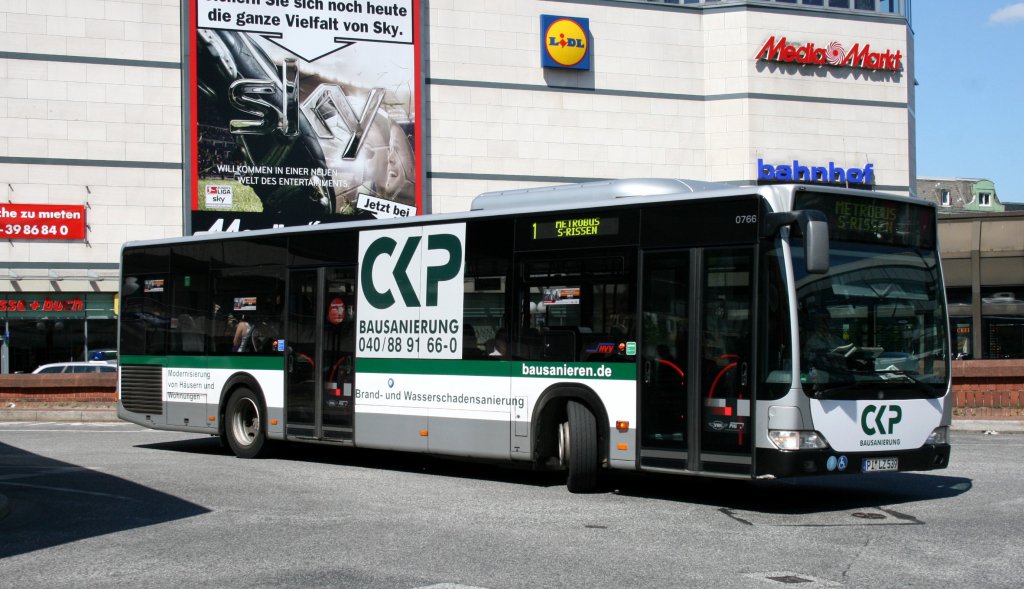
[[357, 223, 466, 360], [861, 404, 902, 436], [541, 15, 591, 70]]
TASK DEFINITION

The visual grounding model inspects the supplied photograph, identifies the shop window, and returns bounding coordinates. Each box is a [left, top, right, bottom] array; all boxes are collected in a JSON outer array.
[[952, 319, 973, 360], [981, 288, 1024, 359], [829, 0, 851, 8], [984, 319, 1024, 359]]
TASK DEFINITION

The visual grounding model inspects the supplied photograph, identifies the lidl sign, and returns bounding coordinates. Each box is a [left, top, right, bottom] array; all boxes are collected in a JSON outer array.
[[541, 15, 591, 70]]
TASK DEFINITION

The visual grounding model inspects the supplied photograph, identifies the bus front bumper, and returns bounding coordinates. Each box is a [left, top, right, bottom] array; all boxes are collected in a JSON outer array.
[[755, 444, 951, 477]]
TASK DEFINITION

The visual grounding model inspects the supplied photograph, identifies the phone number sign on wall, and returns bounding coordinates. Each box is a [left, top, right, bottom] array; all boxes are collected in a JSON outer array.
[[0, 204, 87, 241]]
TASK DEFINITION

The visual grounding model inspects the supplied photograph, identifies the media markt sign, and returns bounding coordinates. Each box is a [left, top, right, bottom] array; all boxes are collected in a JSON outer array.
[[755, 35, 903, 72]]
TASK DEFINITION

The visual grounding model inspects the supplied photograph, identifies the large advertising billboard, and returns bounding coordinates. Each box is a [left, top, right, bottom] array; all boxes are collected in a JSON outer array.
[[190, 0, 421, 234]]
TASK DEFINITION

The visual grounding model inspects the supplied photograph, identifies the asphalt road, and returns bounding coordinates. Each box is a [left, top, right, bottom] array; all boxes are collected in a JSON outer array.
[[0, 423, 1021, 589]]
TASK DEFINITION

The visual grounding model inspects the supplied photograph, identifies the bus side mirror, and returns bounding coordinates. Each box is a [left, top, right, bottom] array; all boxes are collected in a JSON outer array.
[[800, 211, 829, 274], [763, 210, 830, 274]]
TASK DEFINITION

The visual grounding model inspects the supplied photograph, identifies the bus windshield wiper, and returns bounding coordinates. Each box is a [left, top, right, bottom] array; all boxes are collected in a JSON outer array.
[[810, 380, 880, 400], [811, 370, 937, 400]]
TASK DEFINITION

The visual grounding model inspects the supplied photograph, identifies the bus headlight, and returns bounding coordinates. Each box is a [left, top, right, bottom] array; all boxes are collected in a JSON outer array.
[[769, 430, 830, 451], [925, 426, 949, 445]]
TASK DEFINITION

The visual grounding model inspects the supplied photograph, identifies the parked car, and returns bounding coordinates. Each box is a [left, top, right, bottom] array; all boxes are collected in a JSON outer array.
[[32, 362, 117, 374], [87, 349, 118, 364]]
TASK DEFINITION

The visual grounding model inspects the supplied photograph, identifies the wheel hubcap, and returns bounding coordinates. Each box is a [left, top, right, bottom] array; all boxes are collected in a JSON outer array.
[[558, 421, 570, 467], [232, 398, 260, 447]]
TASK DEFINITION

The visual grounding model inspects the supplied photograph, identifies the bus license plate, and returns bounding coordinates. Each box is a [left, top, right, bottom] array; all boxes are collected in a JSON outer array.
[[862, 457, 898, 473]]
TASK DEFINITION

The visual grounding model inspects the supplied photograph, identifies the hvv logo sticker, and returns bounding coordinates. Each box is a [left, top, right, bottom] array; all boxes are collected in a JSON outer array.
[[541, 15, 591, 70]]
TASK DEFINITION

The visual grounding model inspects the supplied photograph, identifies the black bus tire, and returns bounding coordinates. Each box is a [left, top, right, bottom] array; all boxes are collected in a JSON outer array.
[[225, 388, 269, 459], [565, 400, 599, 493]]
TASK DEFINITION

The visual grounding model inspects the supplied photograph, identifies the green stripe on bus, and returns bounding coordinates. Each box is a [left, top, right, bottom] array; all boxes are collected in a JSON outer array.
[[119, 355, 284, 370], [356, 357, 637, 380], [119, 355, 636, 380]]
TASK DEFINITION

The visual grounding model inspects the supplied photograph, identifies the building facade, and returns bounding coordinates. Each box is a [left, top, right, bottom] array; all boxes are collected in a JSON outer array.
[[915, 177, 1024, 360], [426, 0, 915, 211], [0, 0, 915, 372], [917, 177, 1005, 213]]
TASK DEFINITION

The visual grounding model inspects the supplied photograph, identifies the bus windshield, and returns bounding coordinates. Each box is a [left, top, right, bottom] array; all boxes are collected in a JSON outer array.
[[792, 240, 949, 399]]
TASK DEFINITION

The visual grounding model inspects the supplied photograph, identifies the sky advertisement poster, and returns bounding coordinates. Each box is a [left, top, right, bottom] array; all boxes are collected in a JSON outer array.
[[190, 0, 421, 234]]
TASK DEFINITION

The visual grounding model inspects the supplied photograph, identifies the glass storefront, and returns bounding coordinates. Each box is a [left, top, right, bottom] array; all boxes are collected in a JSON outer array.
[[982, 288, 1024, 359], [0, 293, 117, 374], [944, 287, 1024, 360]]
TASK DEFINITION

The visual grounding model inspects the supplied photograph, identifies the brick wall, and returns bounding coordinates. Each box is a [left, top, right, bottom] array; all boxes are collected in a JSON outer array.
[[952, 360, 1024, 418], [0, 373, 116, 403]]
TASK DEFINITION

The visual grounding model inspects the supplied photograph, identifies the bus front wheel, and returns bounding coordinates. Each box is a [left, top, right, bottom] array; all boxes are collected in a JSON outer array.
[[560, 400, 599, 493], [225, 388, 269, 459]]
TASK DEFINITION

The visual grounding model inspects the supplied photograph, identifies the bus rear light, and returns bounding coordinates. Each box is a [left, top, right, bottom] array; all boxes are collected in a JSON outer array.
[[616, 420, 629, 432], [769, 430, 829, 451], [926, 426, 949, 445]]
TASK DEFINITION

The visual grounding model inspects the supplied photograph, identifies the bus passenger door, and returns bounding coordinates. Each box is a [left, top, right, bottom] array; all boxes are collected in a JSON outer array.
[[320, 268, 357, 441], [697, 247, 754, 475], [639, 247, 754, 474], [285, 267, 357, 442], [639, 251, 692, 467]]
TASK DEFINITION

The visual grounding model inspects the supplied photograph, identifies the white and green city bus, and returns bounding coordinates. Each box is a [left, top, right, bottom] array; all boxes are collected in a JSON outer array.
[[118, 179, 951, 492]]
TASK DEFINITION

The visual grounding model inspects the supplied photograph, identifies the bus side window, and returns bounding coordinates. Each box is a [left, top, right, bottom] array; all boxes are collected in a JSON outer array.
[[542, 327, 578, 361]]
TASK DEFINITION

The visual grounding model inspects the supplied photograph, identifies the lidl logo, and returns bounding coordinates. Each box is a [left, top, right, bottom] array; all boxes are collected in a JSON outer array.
[[541, 15, 591, 70]]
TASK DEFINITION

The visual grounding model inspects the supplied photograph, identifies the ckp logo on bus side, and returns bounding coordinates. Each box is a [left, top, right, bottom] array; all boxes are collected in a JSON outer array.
[[541, 15, 591, 70], [357, 223, 466, 360], [361, 230, 462, 310]]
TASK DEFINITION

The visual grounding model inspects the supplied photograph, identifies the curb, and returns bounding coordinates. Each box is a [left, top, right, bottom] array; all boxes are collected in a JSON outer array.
[[0, 409, 120, 422], [950, 419, 1024, 433]]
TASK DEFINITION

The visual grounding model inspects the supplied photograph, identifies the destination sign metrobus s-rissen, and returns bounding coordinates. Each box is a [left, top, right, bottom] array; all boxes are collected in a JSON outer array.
[[532, 216, 619, 240], [794, 192, 935, 249]]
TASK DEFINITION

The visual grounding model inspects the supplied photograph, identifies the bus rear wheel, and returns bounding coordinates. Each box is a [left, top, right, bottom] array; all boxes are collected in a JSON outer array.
[[225, 388, 269, 459], [561, 400, 599, 493]]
